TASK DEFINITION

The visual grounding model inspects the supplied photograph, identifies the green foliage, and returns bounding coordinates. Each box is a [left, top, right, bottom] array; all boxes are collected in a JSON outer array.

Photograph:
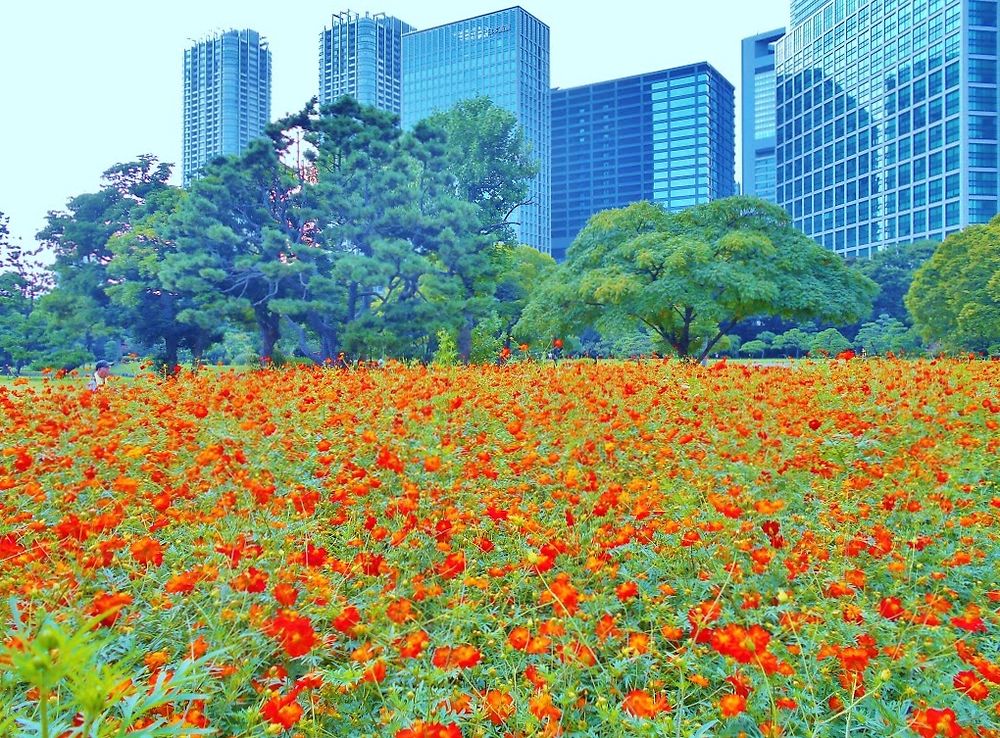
[[854, 240, 936, 325], [906, 218, 1000, 353], [432, 329, 460, 366], [0, 601, 216, 737], [426, 96, 538, 243], [771, 327, 814, 358], [854, 313, 923, 356], [809, 327, 853, 356], [518, 197, 877, 361], [739, 339, 768, 357]]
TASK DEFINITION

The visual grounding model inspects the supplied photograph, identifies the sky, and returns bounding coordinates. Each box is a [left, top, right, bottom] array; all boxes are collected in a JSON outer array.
[[0, 0, 788, 251]]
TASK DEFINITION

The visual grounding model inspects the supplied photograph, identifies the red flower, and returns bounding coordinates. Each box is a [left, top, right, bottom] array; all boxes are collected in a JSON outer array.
[[878, 596, 906, 620], [261, 691, 303, 730], [91, 591, 133, 627], [953, 670, 990, 701], [265, 611, 317, 658], [333, 605, 361, 635], [909, 707, 963, 738], [395, 721, 462, 738]]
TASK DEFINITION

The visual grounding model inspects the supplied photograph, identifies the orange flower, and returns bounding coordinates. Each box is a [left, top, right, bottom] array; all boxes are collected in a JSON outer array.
[[272, 582, 298, 607], [622, 689, 670, 718], [719, 692, 747, 717], [91, 591, 133, 627], [482, 689, 515, 724], [130, 537, 163, 567]]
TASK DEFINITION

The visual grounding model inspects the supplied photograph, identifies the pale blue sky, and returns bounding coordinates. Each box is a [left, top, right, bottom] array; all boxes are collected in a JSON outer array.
[[0, 1, 788, 250]]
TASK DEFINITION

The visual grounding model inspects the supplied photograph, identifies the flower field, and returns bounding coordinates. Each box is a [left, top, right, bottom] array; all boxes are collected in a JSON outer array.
[[1, 359, 998, 737]]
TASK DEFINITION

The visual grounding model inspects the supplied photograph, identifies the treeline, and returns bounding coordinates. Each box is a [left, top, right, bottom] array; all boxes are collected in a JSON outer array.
[[1, 97, 998, 373]]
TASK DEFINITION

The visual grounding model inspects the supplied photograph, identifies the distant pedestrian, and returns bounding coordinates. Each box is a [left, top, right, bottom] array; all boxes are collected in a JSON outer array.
[[87, 361, 111, 391]]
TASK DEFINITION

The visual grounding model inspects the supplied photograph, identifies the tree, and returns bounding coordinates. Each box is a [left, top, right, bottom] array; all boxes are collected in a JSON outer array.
[[36, 156, 175, 362], [423, 99, 539, 361], [906, 217, 1000, 354], [495, 244, 556, 348], [855, 240, 937, 325], [106, 181, 222, 369], [809, 328, 853, 357], [739, 339, 767, 358], [517, 197, 877, 362], [163, 136, 303, 360], [854, 313, 922, 356], [425, 97, 538, 241], [771, 327, 814, 358]]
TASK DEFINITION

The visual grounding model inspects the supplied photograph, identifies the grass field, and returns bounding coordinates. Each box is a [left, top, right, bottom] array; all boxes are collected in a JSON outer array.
[[0, 359, 997, 737]]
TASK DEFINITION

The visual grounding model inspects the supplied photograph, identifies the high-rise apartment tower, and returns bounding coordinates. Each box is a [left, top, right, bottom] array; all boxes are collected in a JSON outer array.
[[319, 10, 413, 114], [182, 29, 271, 186]]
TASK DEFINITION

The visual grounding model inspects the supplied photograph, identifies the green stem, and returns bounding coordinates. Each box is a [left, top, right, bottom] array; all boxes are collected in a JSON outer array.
[[39, 686, 49, 738]]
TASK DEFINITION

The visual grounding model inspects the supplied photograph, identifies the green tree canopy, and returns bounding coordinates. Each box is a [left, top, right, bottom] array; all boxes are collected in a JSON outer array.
[[906, 217, 1000, 353], [854, 240, 937, 325], [517, 197, 877, 362]]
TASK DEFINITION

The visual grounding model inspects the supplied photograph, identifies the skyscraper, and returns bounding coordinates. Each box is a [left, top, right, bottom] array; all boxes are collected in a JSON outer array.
[[551, 64, 736, 261], [742, 29, 786, 202], [402, 7, 551, 254], [182, 29, 271, 187], [775, 0, 999, 258], [791, 0, 833, 26], [319, 11, 414, 114]]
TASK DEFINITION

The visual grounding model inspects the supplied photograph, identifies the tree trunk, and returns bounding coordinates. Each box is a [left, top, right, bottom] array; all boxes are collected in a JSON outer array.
[[258, 311, 280, 359], [162, 336, 180, 372]]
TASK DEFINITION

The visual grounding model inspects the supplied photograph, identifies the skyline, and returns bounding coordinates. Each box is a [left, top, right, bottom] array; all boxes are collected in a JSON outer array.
[[0, 1, 788, 251]]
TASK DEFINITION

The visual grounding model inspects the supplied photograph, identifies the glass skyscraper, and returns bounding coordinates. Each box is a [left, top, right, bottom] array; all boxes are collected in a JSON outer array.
[[402, 7, 551, 254], [319, 11, 414, 115], [792, 0, 836, 25], [742, 29, 786, 202], [776, 0, 1000, 257], [182, 29, 271, 187], [551, 64, 736, 261]]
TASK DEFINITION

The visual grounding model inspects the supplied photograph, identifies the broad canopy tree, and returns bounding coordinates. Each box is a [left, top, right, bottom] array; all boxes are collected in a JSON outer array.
[[906, 215, 1000, 353], [518, 197, 877, 362]]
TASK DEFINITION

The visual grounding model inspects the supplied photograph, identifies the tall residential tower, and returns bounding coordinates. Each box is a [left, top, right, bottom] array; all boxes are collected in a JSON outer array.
[[319, 11, 414, 114], [182, 29, 271, 186], [775, 0, 999, 257], [742, 29, 786, 202], [551, 64, 736, 261], [402, 7, 551, 253]]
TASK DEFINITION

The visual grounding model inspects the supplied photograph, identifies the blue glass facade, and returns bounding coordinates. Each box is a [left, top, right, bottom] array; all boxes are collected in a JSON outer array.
[[776, 0, 1000, 257], [792, 0, 836, 25], [183, 29, 271, 187], [319, 11, 413, 115], [551, 64, 736, 261], [402, 7, 551, 253], [742, 29, 786, 202]]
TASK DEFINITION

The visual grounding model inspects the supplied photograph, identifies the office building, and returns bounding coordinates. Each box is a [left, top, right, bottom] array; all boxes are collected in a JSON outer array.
[[319, 11, 414, 114], [792, 0, 834, 26], [775, 0, 999, 257], [551, 64, 736, 261], [402, 7, 551, 253], [182, 29, 271, 187], [742, 29, 786, 202]]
